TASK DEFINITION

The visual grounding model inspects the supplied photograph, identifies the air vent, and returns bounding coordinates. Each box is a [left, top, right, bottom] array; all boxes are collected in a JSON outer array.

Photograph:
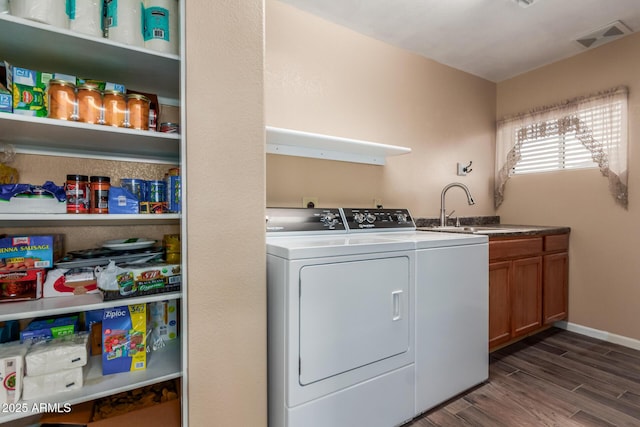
[[513, 0, 536, 7], [576, 21, 632, 49]]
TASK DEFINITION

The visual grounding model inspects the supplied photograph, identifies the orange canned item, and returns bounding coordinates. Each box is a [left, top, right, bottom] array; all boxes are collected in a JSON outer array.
[[47, 79, 77, 121], [126, 93, 150, 130], [77, 84, 103, 124], [102, 90, 127, 127]]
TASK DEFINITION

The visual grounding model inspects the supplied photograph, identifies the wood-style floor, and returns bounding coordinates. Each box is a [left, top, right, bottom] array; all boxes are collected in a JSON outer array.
[[406, 327, 640, 427]]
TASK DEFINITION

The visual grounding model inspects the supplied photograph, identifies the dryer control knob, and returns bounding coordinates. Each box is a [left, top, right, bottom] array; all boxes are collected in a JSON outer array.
[[396, 213, 408, 223]]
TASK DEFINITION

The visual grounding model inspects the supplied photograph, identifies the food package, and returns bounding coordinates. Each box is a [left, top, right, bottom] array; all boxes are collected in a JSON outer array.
[[43, 267, 98, 298], [0, 182, 67, 213], [149, 300, 178, 343], [25, 332, 88, 376], [9, 0, 69, 29], [4, 61, 53, 117], [102, 304, 147, 375], [0, 342, 28, 404], [0, 269, 44, 303], [99, 261, 180, 301], [166, 175, 181, 213], [0, 234, 64, 270], [68, 0, 103, 38], [0, 64, 10, 113], [75, 77, 125, 93], [20, 315, 79, 343], [22, 366, 84, 400]]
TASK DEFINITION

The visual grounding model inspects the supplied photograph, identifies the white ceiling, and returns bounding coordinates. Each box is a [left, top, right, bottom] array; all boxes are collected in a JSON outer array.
[[276, 0, 640, 82]]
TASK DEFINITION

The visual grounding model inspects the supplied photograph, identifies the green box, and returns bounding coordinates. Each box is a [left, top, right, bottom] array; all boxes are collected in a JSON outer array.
[[5, 61, 52, 117]]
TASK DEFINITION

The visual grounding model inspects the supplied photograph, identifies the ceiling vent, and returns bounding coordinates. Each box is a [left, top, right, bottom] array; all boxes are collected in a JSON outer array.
[[513, 0, 536, 7], [576, 20, 632, 49]]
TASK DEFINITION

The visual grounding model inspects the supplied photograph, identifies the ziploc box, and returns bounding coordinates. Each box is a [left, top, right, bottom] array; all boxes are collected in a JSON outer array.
[[5, 61, 52, 117], [0, 234, 64, 270], [102, 304, 147, 375]]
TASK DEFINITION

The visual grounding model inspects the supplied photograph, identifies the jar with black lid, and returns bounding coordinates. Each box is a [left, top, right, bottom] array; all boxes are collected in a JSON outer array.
[[66, 174, 90, 214]]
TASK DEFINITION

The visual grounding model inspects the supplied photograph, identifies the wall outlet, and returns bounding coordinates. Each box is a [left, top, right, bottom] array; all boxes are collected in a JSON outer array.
[[457, 162, 467, 176], [374, 198, 383, 208], [302, 197, 318, 208]]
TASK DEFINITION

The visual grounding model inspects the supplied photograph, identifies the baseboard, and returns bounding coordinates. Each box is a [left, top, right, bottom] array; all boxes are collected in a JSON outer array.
[[554, 321, 640, 351]]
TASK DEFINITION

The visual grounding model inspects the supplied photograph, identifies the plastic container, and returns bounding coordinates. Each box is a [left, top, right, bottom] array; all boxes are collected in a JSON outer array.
[[120, 178, 147, 202], [126, 93, 150, 130], [65, 174, 90, 214], [89, 176, 110, 214], [102, 90, 127, 127], [76, 84, 102, 124], [146, 180, 166, 202], [47, 79, 77, 121]]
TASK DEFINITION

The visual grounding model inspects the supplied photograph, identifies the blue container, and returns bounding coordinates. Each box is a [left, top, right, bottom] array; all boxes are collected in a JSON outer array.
[[120, 178, 147, 202], [146, 180, 166, 203]]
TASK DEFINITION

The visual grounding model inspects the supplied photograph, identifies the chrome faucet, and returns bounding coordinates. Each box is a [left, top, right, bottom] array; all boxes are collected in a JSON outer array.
[[440, 182, 475, 227]]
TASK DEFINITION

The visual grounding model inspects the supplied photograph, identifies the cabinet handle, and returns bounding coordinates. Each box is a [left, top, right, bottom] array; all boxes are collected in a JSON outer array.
[[392, 290, 403, 321]]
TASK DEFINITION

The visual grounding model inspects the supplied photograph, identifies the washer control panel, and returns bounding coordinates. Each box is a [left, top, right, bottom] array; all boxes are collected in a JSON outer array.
[[342, 208, 415, 232]]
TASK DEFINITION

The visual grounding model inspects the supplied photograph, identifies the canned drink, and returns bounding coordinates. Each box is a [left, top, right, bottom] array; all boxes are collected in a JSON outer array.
[[146, 180, 166, 203]]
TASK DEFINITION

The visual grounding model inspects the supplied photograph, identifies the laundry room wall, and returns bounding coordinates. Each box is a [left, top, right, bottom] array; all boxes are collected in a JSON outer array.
[[265, 0, 497, 219]]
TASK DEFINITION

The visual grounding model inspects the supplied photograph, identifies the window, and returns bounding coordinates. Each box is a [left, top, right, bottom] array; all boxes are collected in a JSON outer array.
[[513, 101, 624, 175], [495, 87, 628, 209]]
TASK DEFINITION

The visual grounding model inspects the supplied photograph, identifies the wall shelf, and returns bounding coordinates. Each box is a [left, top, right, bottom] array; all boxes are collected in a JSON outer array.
[[266, 126, 411, 165]]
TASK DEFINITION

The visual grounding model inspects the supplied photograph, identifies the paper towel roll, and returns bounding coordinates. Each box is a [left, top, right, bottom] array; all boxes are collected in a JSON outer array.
[[143, 0, 179, 55], [104, 0, 144, 47], [9, 0, 69, 29], [68, 0, 103, 38]]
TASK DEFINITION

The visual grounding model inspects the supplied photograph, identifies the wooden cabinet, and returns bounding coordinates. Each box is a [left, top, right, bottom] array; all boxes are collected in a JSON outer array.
[[488, 233, 569, 351]]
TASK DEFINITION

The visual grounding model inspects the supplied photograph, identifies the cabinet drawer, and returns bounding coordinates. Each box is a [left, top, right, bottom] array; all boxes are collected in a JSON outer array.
[[489, 237, 543, 261], [544, 233, 569, 252]]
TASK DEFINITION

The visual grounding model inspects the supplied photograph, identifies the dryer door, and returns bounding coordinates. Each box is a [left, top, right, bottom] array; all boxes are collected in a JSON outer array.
[[298, 256, 410, 385]]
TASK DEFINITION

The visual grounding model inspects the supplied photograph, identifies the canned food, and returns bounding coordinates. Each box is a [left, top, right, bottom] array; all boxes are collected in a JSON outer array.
[[127, 93, 150, 130], [76, 84, 102, 124], [102, 90, 127, 127], [160, 122, 180, 133], [146, 180, 167, 203], [47, 79, 77, 121]]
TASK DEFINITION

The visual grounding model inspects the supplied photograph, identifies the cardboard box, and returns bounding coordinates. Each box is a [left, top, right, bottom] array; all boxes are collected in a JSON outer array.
[[0, 234, 64, 270], [102, 304, 146, 375], [0, 63, 11, 114], [0, 269, 44, 303], [4, 61, 52, 117], [39, 380, 181, 426], [20, 315, 79, 342]]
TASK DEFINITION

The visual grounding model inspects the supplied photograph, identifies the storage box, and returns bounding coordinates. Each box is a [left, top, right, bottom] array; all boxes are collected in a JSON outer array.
[[39, 379, 181, 426], [0, 234, 64, 270], [0, 269, 44, 303], [101, 262, 181, 301], [20, 315, 79, 343], [102, 304, 146, 375]]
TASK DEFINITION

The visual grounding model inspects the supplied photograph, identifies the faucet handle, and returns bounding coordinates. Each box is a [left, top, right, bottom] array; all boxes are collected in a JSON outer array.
[[445, 210, 456, 226]]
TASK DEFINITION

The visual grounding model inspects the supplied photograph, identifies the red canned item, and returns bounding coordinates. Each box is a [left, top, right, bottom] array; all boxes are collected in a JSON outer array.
[[148, 107, 157, 131], [66, 174, 90, 214], [160, 122, 179, 133], [90, 176, 110, 214]]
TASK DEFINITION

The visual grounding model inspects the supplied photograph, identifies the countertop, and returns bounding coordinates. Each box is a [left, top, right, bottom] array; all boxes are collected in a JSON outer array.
[[414, 216, 570, 237]]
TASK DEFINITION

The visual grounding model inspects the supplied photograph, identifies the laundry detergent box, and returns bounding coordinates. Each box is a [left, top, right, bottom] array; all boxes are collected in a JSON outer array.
[[0, 234, 64, 270], [102, 304, 147, 375]]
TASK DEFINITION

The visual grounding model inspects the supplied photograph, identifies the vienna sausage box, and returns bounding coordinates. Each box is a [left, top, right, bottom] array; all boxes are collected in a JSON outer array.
[[102, 304, 147, 375], [0, 234, 64, 271]]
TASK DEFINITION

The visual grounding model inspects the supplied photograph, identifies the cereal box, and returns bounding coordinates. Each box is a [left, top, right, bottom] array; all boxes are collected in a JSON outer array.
[[102, 304, 147, 375]]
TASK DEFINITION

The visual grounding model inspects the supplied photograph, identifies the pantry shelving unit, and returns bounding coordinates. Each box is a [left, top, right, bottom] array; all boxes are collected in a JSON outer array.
[[0, 9, 185, 424]]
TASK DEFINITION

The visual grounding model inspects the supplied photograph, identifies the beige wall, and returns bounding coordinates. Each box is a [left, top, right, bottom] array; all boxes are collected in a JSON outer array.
[[185, 1, 266, 426], [265, 1, 496, 218], [496, 32, 640, 341]]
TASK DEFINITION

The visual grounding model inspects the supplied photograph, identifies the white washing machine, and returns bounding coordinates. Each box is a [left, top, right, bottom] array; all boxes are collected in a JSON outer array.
[[266, 207, 488, 427], [266, 208, 416, 427]]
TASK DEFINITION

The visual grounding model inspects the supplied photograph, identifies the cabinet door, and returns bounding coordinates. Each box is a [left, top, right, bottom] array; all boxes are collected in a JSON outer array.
[[511, 256, 542, 337], [543, 252, 569, 324], [489, 261, 511, 349]]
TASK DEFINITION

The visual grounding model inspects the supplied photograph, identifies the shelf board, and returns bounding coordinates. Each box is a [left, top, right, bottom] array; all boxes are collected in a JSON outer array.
[[0, 14, 180, 99], [0, 114, 180, 163], [0, 339, 182, 423], [0, 292, 182, 322], [266, 126, 411, 165], [0, 213, 180, 227]]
